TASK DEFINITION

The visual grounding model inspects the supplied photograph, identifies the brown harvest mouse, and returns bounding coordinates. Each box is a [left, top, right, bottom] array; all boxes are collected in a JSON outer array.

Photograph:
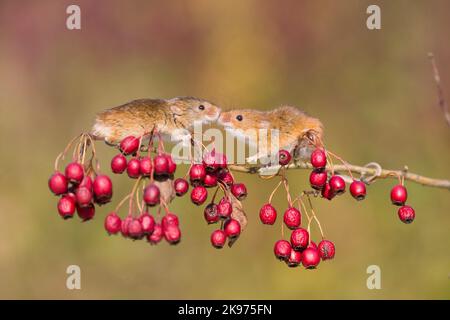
[[91, 97, 221, 145], [218, 106, 324, 164]]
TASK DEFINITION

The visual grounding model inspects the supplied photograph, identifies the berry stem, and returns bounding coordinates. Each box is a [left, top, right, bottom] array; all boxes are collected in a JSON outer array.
[[54, 133, 83, 171], [305, 193, 325, 239], [268, 180, 283, 204], [326, 149, 355, 180]]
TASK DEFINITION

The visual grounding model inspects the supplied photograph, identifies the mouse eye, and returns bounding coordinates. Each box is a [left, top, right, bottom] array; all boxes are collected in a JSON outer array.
[[198, 105, 205, 111], [236, 115, 243, 121]]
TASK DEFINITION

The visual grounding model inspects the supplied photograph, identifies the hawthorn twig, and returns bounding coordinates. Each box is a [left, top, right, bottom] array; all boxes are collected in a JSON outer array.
[[227, 162, 450, 190], [428, 52, 450, 127]]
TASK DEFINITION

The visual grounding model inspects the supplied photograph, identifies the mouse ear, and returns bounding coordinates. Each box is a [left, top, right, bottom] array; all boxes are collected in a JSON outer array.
[[170, 104, 183, 115]]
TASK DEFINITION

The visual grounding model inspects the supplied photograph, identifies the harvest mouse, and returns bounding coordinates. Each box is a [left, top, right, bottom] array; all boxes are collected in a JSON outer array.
[[91, 97, 221, 146], [218, 106, 324, 164]]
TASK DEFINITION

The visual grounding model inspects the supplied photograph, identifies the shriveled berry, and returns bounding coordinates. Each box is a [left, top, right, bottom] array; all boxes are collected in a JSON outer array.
[[104, 212, 122, 235], [153, 154, 169, 176], [120, 136, 140, 155], [274, 240, 291, 261], [217, 197, 232, 219], [76, 204, 95, 221], [287, 249, 302, 267], [309, 170, 327, 190], [111, 154, 127, 174], [147, 223, 163, 245], [398, 205, 415, 224], [350, 180, 366, 201], [139, 156, 153, 176], [283, 207, 301, 229], [93, 175, 113, 204], [190, 186, 208, 205], [65, 162, 84, 184], [75, 186, 93, 207], [301, 248, 321, 269], [126, 158, 141, 178], [231, 183, 247, 200], [278, 149, 292, 166], [390, 184, 408, 206], [139, 212, 155, 234], [224, 219, 241, 238], [311, 149, 327, 169], [174, 178, 189, 196], [290, 228, 309, 250], [189, 164, 206, 184], [143, 184, 160, 206], [329, 175, 346, 195], [57, 195, 76, 219], [318, 240, 335, 260], [259, 203, 277, 225], [164, 225, 181, 244], [204, 203, 220, 224], [210, 230, 227, 249], [48, 172, 68, 195]]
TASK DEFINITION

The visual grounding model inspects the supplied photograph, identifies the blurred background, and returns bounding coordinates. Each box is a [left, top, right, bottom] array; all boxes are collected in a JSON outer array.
[[0, 0, 449, 299]]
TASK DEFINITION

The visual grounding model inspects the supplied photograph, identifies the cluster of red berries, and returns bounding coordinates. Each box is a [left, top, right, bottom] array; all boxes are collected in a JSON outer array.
[[390, 184, 415, 224], [49, 141, 113, 221]]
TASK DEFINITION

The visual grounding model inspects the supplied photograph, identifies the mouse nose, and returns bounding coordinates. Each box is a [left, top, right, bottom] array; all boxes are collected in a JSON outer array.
[[218, 112, 230, 125]]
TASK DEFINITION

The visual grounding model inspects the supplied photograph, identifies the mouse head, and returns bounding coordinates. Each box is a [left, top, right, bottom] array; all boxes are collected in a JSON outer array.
[[218, 109, 268, 131], [169, 97, 221, 124]]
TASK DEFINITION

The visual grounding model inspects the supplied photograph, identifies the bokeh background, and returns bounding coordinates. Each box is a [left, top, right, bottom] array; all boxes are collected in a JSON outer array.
[[0, 0, 449, 299]]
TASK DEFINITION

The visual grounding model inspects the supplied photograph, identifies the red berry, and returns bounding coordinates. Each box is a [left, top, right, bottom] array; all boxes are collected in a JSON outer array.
[[204, 173, 218, 187], [231, 183, 247, 200], [309, 170, 327, 190], [93, 175, 113, 204], [224, 219, 241, 238], [147, 223, 163, 244], [126, 158, 141, 178], [121, 216, 133, 238], [139, 156, 153, 176], [75, 186, 93, 207], [398, 205, 415, 224], [259, 203, 277, 225], [164, 225, 181, 244], [301, 248, 321, 269], [166, 155, 177, 175], [274, 240, 291, 261], [120, 136, 140, 155], [76, 204, 95, 221], [329, 175, 346, 195], [48, 172, 68, 195], [350, 180, 366, 201], [203, 150, 227, 171], [204, 203, 220, 224], [153, 154, 169, 176], [139, 212, 155, 234], [287, 249, 302, 267], [307, 241, 318, 251], [278, 150, 292, 166], [210, 230, 227, 249], [65, 162, 84, 184], [311, 149, 327, 169], [111, 154, 127, 174], [318, 240, 335, 260], [218, 170, 234, 186], [217, 197, 233, 219], [321, 183, 335, 200], [290, 228, 309, 250], [57, 195, 76, 219], [190, 186, 208, 205], [143, 184, 160, 206], [390, 184, 408, 206], [161, 213, 179, 229], [189, 164, 206, 184], [128, 218, 144, 240], [79, 175, 93, 191], [174, 178, 189, 196], [104, 212, 122, 235], [283, 207, 301, 229]]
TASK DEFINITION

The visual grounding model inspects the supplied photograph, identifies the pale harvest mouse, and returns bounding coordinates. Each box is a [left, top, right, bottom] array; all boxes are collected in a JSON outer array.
[[218, 106, 324, 163], [91, 97, 221, 145]]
